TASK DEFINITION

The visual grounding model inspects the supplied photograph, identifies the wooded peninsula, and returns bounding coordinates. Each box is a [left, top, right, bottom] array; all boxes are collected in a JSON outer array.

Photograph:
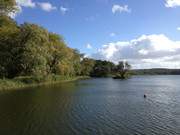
[[0, 0, 133, 90]]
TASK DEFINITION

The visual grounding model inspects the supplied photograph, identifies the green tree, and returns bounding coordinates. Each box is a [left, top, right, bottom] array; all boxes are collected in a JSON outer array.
[[81, 58, 95, 76], [0, 16, 20, 78], [72, 49, 82, 76], [115, 61, 131, 79], [0, 15, 16, 26], [91, 60, 115, 77], [16, 23, 50, 76], [47, 33, 67, 74]]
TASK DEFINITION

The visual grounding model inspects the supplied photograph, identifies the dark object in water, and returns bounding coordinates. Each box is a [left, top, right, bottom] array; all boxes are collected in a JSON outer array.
[[112, 75, 126, 79], [144, 94, 147, 98], [113, 76, 124, 79]]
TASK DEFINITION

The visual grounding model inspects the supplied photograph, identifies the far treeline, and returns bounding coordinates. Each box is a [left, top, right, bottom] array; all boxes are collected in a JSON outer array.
[[0, 0, 131, 84], [132, 69, 180, 75]]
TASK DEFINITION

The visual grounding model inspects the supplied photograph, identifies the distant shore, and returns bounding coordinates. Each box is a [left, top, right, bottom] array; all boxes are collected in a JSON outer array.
[[132, 68, 180, 75], [1, 69, 180, 91], [0, 76, 89, 91]]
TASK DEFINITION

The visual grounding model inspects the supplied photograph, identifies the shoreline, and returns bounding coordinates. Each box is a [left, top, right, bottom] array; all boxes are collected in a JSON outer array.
[[0, 76, 90, 91]]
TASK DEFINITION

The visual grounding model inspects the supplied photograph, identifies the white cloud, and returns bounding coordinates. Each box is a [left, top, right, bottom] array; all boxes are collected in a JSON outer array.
[[38, 2, 57, 12], [10, 0, 35, 18], [110, 33, 116, 37], [16, 0, 36, 8], [165, 0, 180, 8], [92, 34, 180, 69], [8, 6, 22, 18], [60, 6, 69, 15], [11, 1, 58, 18], [177, 27, 180, 31], [138, 49, 149, 55], [86, 44, 93, 49], [112, 4, 131, 14]]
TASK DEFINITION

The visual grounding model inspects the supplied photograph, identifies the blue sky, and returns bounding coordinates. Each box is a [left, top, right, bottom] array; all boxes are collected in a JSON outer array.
[[14, 0, 180, 68]]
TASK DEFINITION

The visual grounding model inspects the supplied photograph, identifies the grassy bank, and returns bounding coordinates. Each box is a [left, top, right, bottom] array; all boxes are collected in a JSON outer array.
[[0, 75, 89, 91]]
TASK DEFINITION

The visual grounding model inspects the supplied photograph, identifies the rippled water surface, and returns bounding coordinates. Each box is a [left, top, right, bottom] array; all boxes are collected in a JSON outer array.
[[0, 76, 180, 135]]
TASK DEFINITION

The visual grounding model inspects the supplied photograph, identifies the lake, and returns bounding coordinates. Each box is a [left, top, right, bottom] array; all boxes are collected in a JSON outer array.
[[0, 76, 180, 135]]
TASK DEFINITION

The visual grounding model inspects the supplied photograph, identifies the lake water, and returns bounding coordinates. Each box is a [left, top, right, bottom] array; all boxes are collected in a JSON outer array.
[[0, 76, 180, 135]]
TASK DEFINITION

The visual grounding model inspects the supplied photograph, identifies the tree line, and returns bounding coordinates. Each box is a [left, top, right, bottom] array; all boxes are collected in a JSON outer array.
[[0, 0, 131, 80]]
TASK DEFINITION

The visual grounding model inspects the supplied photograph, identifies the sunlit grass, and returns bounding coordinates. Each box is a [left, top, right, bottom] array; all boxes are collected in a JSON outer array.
[[0, 75, 89, 91]]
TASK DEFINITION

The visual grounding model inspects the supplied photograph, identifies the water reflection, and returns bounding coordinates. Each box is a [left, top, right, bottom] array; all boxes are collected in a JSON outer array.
[[0, 76, 180, 135], [0, 83, 79, 135]]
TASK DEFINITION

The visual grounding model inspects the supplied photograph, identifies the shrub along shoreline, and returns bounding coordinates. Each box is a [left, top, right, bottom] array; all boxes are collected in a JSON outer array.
[[0, 76, 89, 91]]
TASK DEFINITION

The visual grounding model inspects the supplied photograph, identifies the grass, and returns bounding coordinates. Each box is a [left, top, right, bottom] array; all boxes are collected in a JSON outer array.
[[0, 75, 89, 91]]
